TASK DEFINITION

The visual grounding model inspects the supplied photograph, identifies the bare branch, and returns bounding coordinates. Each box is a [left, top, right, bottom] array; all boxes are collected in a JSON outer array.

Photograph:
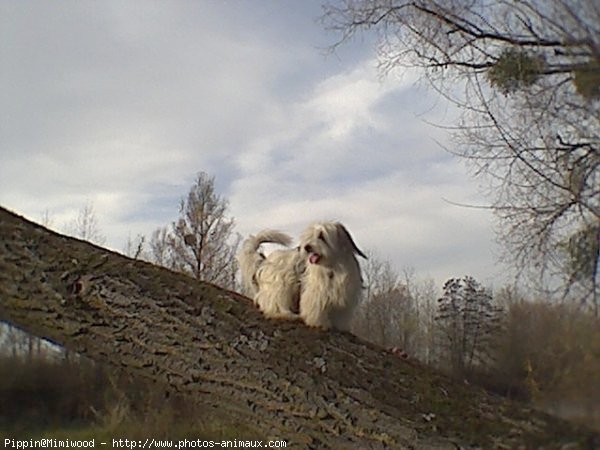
[[324, 0, 600, 311]]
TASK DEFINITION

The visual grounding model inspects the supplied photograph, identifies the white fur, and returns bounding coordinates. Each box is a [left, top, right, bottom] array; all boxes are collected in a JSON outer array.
[[238, 230, 302, 320], [298, 222, 366, 331], [239, 222, 366, 331]]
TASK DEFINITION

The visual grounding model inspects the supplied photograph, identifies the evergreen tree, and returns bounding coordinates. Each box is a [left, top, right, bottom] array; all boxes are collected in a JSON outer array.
[[436, 276, 502, 376]]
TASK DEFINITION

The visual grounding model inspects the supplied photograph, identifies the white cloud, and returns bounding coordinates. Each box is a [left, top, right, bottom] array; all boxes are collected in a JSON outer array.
[[228, 60, 498, 285], [0, 1, 501, 289]]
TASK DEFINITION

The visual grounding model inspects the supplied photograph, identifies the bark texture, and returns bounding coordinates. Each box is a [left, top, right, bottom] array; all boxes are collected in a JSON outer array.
[[0, 206, 597, 449]]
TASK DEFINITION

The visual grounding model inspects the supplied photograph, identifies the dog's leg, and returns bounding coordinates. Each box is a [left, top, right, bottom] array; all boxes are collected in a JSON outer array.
[[299, 286, 333, 329], [302, 311, 332, 329], [256, 290, 300, 321], [330, 308, 353, 331]]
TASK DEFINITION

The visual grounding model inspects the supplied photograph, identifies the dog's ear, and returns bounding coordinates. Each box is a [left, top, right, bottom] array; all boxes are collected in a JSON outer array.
[[336, 223, 367, 259]]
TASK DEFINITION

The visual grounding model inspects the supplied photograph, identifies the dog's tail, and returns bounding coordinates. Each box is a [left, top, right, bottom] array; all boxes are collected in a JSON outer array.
[[238, 230, 293, 297], [243, 230, 293, 252]]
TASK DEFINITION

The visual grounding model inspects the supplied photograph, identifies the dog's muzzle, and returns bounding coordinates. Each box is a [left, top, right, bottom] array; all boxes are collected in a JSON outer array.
[[304, 245, 322, 264]]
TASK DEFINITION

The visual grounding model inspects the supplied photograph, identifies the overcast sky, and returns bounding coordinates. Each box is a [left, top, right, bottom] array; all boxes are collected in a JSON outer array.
[[0, 1, 502, 289]]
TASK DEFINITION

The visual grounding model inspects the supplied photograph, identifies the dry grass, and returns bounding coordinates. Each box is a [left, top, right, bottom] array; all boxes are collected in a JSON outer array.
[[0, 353, 257, 441]]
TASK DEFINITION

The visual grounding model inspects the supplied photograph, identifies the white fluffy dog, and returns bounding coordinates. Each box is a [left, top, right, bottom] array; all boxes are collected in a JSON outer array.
[[298, 222, 366, 330], [238, 222, 366, 331], [238, 230, 303, 320]]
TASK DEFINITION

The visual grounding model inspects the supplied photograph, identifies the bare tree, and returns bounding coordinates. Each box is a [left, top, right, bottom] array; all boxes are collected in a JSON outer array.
[[148, 226, 171, 267], [67, 202, 106, 245], [123, 233, 146, 260], [323, 0, 600, 313], [40, 209, 54, 229], [354, 250, 398, 346], [402, 268, 439, 364], [149, 173, 240, 290], [353, 251, 420, 351]]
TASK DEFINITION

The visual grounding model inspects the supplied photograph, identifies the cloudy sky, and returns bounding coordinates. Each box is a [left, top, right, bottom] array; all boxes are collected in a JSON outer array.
[[1, 1, 501, 288]]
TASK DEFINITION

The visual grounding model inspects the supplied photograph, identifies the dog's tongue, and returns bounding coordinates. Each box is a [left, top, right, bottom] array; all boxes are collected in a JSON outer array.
[[309, 253, 321, 264]]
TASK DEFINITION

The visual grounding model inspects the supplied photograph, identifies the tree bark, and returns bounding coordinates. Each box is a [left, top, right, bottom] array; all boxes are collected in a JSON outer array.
[[0, 206, 596, 449]]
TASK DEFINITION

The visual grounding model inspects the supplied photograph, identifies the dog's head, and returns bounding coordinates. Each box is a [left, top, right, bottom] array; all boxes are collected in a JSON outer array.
[[299, 222, 366, 267]]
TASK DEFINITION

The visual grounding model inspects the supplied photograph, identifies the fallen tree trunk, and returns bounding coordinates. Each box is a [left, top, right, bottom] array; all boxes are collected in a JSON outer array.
[[0, 206, 596, 449]]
